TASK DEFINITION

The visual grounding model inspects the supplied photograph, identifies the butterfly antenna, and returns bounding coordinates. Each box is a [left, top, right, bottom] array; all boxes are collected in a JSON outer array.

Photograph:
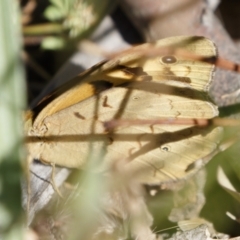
[[154, 225, 179, 234]]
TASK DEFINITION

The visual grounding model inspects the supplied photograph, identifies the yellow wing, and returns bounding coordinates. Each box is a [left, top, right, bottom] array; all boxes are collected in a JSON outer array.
[[26, 36, 221, 185]]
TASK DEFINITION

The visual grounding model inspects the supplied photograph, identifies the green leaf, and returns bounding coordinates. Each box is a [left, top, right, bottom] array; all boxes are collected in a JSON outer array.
[[0, 0, 25, 238], [44, 6, 65, 21], [217, 167, 240, 203], [49, 0, 67, 10], [41, 36, 66, 49]]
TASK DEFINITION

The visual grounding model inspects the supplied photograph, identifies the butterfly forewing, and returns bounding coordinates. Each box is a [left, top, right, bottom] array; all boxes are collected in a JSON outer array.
[[31, 36, 216, 127]]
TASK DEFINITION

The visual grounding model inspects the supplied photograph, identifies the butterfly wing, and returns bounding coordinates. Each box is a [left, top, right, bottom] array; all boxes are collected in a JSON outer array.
[[31, 36, 216, 126], [27, 36, 221, 184], [28, 84, 221, 184]]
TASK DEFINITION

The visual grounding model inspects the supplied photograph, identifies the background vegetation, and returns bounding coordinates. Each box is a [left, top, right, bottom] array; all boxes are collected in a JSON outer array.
[[1, 0, 240, 239]]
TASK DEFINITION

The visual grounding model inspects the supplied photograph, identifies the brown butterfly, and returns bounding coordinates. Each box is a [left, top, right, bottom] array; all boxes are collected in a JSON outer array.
[[25, 35, 222, 188]]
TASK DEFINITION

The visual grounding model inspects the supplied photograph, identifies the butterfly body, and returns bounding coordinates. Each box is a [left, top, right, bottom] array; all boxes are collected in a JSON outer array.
[[26, 36, 222, 185]]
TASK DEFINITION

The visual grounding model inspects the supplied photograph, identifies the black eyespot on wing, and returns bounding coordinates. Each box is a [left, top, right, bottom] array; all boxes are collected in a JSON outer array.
[[161, 145, 170, 152], [161, 56, 177, 64]]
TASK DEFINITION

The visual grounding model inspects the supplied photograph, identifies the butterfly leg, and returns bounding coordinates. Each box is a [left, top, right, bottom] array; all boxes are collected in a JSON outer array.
[[50, 163, 63, 198]]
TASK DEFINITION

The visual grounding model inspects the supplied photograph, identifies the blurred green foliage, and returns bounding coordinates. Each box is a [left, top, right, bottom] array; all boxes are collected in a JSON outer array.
[[23, 0, 117, 49], [0, 0, 26, 239]]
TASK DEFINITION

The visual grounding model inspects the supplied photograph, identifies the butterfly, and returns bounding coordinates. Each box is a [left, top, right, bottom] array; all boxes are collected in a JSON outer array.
[[25, 36, 222, 188]]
